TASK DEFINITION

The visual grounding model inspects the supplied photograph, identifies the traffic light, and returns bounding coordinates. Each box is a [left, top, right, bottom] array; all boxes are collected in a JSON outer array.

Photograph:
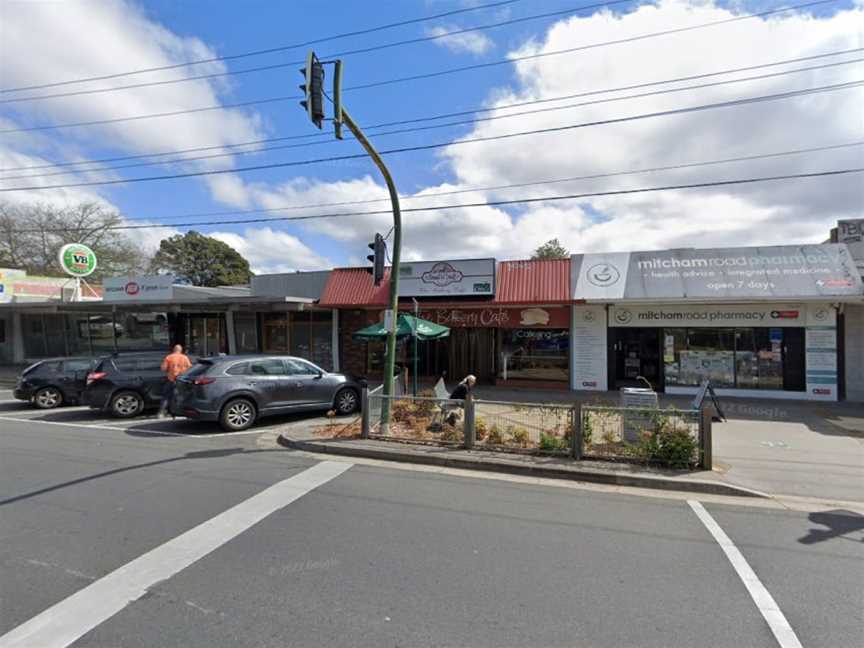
[[366, 233, 385, 287], [299, 51, 325, 129]]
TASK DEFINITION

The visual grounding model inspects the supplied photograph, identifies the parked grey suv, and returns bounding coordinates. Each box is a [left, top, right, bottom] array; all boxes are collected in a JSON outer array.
[[172, 355, 361, 431]]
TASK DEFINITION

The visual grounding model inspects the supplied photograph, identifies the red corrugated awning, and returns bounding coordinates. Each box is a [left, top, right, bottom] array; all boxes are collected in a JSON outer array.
[[319, 258, 572, 307], [318, 268, 392, 307], [495, 259, 570, 304]]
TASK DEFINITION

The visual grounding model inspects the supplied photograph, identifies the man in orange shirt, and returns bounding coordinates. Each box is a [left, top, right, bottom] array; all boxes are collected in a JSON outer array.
[[158, 344, 192, 418]]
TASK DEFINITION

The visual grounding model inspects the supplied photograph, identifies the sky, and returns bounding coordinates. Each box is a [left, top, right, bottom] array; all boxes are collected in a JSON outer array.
[[0, 0, 861, 275]]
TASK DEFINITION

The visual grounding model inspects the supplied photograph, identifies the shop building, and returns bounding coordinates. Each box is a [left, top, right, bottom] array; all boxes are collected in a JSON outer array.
[[319, 258, 573, 388], [569, 243, 863, 402]]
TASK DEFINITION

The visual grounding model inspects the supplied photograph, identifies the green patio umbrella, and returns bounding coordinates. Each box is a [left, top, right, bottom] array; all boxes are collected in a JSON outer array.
[[352, 313, 450, 341]]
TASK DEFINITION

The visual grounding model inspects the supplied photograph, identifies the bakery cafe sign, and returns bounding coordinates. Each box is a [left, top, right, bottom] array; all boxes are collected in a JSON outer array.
[[417, 306, 569, 329]]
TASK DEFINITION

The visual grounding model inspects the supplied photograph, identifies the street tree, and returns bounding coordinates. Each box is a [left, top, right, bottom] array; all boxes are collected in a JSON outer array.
[[150, 230, 252, 286], [531, 238, 570, 260], [0, 201, 150, 279]]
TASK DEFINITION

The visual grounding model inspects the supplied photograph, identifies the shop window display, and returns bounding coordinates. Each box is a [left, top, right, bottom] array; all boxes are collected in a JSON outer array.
[[499, 329, 569, 382]]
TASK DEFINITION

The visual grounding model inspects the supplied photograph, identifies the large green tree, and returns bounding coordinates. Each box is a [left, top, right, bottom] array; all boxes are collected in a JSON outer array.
[[150, 230, 252, 286], [531, 238, 570, 260], [0, 201, 150, 280]]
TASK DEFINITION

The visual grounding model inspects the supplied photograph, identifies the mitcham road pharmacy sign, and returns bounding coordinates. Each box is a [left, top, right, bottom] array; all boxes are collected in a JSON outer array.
[[58, 243, 98, 277]]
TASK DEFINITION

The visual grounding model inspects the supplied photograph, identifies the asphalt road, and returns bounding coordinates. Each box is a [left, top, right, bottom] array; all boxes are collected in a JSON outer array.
[[0, 398, 862, 648]]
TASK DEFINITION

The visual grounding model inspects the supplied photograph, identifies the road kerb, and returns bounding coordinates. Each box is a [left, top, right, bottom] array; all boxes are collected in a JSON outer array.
[[278, 434, 767, 499]]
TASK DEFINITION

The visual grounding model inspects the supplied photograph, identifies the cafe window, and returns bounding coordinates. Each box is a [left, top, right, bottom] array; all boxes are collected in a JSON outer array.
[[233, 312, 259, 354], [499, 328, 569, 382], [664, 327, 788, 390]]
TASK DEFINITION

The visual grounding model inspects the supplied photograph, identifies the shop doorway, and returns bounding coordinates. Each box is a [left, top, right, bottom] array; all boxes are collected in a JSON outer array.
[[610, 328, 663, 390], [782, 328, 806, 392], [448, 328, 497, 383], [182, 314, 227, 357]]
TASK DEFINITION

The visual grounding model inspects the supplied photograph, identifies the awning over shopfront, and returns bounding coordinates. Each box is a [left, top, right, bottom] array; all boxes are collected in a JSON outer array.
[[353, 314, 450, 341], [571, 244, 864, 302], [319, 258, 571, 308]]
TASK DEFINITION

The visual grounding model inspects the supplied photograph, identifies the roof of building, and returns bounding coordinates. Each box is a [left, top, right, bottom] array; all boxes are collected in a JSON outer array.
[[318, 259, 570, 307]]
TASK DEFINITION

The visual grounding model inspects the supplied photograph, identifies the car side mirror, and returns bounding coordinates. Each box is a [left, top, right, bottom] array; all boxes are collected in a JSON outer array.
[[315, 371, 324, 379]]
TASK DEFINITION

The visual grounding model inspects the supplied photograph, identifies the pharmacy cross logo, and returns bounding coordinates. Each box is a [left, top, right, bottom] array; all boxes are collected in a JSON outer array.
[[586, 262, 621, 287], [421, 262, 464, 287]]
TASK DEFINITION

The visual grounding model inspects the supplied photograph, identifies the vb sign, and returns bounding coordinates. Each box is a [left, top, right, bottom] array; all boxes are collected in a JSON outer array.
[[58, 243, 97, 277]]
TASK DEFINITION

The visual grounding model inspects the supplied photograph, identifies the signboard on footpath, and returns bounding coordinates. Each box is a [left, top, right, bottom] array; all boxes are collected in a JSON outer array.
[[570, 305, 607, 391], [398, 258, 495, 297], [103, 275, 175, 302]]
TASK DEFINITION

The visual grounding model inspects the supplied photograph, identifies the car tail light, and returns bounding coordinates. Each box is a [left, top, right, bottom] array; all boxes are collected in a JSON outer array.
[[192, 377, 215, 386], [86, 371, 107, 385]]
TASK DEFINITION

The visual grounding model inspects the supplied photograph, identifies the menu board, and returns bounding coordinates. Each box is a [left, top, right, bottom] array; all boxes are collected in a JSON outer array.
[[570, 305, 607, 391]]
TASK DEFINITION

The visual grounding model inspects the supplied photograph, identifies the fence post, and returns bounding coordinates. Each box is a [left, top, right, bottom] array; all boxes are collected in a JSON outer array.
[[571, 402, 583, 460], [463, 394, 475, 450], [360, 384, 370, 439], [699, 406, 713, 469]]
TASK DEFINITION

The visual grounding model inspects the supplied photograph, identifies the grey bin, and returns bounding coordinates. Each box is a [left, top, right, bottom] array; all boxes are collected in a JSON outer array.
[[620, 387, 659, 443]]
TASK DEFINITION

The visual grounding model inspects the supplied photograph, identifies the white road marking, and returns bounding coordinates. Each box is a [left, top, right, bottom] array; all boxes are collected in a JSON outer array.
[[0, 415, 264, 438], [0, 460, 352, 648], [688, 500, 803, 648]]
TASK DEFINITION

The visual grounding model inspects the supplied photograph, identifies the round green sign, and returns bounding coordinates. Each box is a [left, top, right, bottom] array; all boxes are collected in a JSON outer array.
[[58, 243, 97, 277]]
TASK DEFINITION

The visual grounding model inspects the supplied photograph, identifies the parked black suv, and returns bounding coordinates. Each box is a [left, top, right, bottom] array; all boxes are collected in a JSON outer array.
[[13, 357, 96, 409], [173, 355, 361, 431], [83, 352, 177, 418]]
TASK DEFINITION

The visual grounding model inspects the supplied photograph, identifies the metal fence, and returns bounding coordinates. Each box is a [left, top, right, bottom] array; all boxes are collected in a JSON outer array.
[[473, 399, 573, 455], [581, 405, 703, 467], [360, 390, 712, 469]]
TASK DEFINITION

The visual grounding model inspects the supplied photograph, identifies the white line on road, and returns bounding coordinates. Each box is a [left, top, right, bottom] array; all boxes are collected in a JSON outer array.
[[687, 500, 803, 648], [0, 460, 352, 648], [0, 415, 264, 438]]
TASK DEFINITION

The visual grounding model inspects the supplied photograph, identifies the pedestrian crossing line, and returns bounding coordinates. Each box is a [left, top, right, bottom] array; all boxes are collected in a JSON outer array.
[[688, 500, 803, 648], [0, 460, 352, 648]]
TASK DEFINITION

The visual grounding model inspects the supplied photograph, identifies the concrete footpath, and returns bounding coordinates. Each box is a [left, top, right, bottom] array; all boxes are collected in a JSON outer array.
[[278, 393, 864, 504]]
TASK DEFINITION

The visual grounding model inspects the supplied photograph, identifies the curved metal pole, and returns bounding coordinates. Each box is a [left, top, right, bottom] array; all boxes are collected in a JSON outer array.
[[341, 108, 401, 431]]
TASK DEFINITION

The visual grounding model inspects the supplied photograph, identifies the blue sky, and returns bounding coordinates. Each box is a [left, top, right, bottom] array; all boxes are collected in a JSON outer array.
[[0, 0, 861, 273]]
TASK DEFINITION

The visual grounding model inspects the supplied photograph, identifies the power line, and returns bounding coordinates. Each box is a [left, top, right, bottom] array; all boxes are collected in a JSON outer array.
[[1, 79, 859, 193], [110, 141, 864, 224], [2, 56, 859, 181], [8, 168, 862, 233], [0, 0, 527, 94], [5, 46, 858, 139], [0, 1, 634, 104], [0, 0, 839, 106]]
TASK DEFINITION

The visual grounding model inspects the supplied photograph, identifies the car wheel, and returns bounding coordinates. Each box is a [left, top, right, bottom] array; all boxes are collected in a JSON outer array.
[[110, 391, 144, 418], [34, 387, 63, 409], [220, 398, 256, 432], [334, 388, 359, 415]]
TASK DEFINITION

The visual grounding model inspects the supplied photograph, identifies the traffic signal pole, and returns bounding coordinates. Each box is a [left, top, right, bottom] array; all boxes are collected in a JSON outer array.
[[340, 107, 401, 433]]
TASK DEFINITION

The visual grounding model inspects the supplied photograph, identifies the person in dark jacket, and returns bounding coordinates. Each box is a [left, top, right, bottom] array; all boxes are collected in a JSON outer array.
[[446, 375, 476, 425]]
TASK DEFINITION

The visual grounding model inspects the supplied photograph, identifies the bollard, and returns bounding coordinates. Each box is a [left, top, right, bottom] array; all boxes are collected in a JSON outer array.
[[571, 402, 583, 460], [699, 406, 713, 470], [360, 385, 370, 439], [463, 393, 475, 450]]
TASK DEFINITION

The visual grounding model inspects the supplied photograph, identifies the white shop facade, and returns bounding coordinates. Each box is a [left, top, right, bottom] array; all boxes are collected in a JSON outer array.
[[566, 243, 864, 402]]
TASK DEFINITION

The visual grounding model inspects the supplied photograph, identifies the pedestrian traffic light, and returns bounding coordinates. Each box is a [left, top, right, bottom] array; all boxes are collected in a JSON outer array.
[[299, 51, 325, 129], [366, 233, 385, 286]]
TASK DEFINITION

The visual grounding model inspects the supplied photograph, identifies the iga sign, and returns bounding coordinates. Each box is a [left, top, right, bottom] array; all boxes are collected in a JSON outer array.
[[399, 258, 495, 297], [415, 306, 569, 329], [103, 275, 174, 302], [58, 243, 97, 277]]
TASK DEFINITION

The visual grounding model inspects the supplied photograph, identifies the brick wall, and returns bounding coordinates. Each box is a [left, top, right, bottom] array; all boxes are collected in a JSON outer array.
[[339, 309, 374, 378], [844, 304, 864, 402]]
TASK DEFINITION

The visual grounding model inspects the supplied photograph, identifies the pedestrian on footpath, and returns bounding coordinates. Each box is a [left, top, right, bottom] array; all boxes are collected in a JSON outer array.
[[446, 374, 476, 425], [158, 344, 192, 418]]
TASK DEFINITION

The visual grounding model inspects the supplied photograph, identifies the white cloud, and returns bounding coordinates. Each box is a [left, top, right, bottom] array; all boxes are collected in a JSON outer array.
[[0, 0, 265, 203], [426, 24, 494, 55], [209, 227, 331, 274]]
